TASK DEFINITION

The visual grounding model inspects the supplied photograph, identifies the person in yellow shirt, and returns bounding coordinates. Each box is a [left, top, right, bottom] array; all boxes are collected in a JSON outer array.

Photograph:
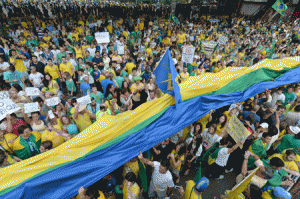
[[180, 67, 189, 83], [177, 30, 186, 44], [44, 59, 60, 81], [60, 57, 74, 77], [107, 22, 113, 34], [268, 150, 299, 176], [72, 104, 96, 132], [122, 172, 140, 199], [74, 43, 83, 59], [43, 33, 51, 44], [130, 76, 144, 109], [169, 145, 186, 183], [9, 49, 27, 74], [178, 177, 210, 199], [126, 59, 136, 74]]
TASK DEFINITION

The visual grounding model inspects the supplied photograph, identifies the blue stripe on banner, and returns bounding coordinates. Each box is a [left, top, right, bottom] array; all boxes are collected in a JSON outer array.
[[3, 66, 300, 199]]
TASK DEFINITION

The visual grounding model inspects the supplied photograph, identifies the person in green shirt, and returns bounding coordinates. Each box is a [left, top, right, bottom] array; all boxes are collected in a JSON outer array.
[[115, 70, 124, 88], [90, 85, 104, 104], [190, 67, 197, 77], [283, 85, 296, 106], [86, 32, 94, 45], [57, 46, 67, 64], [76, 57, 86, 71], [276, 126, 300, 153], [84, 50, 93, 63]]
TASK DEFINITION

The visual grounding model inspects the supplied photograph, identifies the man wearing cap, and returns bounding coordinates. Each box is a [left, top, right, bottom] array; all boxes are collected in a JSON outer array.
[[178, 177, 209, 199], [276, 126, 300, 153], [261, 187, 292, 199]]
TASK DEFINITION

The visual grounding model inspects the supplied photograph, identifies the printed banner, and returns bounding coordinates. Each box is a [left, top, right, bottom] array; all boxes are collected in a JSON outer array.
[[0, 92, 20, 121], [226, 115, 251, 149], [45, 97, 60, 107], [182, 46, 195, 64], [77, 95, 91, 105], [24, 102, 40, 114], [95, 32, 110, 43], [202, 42, 217, 54]]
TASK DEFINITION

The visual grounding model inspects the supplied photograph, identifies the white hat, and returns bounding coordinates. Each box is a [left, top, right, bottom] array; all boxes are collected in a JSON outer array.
[[260, 123, 269, 129], [289, 126, 300, 134]]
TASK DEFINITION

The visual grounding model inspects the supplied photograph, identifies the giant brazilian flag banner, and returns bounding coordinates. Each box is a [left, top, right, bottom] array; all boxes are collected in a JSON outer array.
[[1, 57, 300, 198]]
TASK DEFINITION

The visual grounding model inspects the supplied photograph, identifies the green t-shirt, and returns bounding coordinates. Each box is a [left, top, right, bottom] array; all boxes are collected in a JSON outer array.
[[90, 92, 104, 104], [86, 35, 94, 44], [84, 56, 93, 63], [121, 70, 128, 77], [66, 79, 76, 92], [115, 76, 124, 88], [57, 52, 66, 63], [277, 134, 300, 153], [190, 72, 195, 77]]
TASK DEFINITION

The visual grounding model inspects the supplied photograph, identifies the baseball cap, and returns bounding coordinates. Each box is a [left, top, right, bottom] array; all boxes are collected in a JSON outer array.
[[260, 123, 269, 129], [273, 187, 292, 199], [195, 177, 210, 192], [289, 126, 300, 134]]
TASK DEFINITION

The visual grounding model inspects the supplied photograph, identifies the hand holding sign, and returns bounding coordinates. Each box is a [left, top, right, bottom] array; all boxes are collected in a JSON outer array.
[[77, 95, 91, 105], [24, 102, 40, 114]]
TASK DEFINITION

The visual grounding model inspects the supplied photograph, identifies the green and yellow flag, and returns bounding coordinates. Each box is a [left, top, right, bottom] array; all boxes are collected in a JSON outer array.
[[170, 13, 179, 24], [272, 0, 288, 16]]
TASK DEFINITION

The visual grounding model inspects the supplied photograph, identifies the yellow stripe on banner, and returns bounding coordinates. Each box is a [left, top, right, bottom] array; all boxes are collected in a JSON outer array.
[[180, 57, 300, 100], [1, 57, 300, 191]]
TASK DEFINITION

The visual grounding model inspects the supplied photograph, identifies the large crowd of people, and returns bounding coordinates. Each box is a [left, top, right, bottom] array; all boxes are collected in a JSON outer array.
[[0, 1, 300, 199]]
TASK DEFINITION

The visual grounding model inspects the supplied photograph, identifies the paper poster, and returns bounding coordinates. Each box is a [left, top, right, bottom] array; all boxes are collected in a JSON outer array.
[[25, 87, 40, 96], [24, 102, 40, 114], [117, 43, 125, 55], [48, 110, 55, 119], [45, 97, 60, 107], [0, 92, 20, 121], [95, 32, 110, 43], [226, 116, 251, 149], [218, 36, 229, 45], [77, 95, 91, 105], [202, 42, 217, 54], [182, 46, 196, 64]]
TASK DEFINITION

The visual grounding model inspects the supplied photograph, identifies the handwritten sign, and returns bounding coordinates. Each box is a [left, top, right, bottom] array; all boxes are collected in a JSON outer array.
[[45, 97, 60, 107], [226, 116, 251, 149], [24, 102, 40, 114], [0, 92, 20, 121], [77, 95, 91, 105], [25, 87, 40, 96], [95, 32, 110, 43], [218, 36, 229, 45], [117, 43, 125, 55], [182, 46, 195, 64]]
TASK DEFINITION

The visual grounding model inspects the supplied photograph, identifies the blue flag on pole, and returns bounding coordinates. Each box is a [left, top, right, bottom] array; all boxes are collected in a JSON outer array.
[[154, 48, 181, 106]]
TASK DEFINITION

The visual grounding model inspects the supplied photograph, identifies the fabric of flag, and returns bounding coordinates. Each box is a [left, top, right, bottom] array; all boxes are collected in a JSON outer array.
[[170, 13, 179, 24], [295, 33, 300, 42], [1, 57, 300, 198], [154, 48, 181, 106], [272, 0, 288, 16]]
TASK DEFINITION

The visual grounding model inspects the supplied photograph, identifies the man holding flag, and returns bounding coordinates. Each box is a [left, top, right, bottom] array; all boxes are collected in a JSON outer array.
[[154, 48, 181, 106]]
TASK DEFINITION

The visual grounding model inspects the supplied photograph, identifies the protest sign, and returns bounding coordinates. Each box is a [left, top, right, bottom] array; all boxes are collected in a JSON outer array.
[[0, 92, 20, 121], [117, 43, 125, 55], [77, 95, 91, 105], [25, 87, 40, 96], [226, 116, 251, 149], [95, 32, 110, 43], [202, 42, 218, 54], [218, 36, 229, 45], [226, 168, 258, 199], [24, 102, 40, 114], [45, 97, 60, 107], [182, 46, 195, 64]]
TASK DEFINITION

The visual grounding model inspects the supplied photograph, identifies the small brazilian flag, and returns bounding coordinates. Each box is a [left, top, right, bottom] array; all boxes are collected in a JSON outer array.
[[272, 0, 288, 16], [170, 14, 179, 24], [295, 33, 300, 42]]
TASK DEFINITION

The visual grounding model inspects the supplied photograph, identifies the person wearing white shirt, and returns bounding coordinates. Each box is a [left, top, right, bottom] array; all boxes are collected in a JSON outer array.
[[271, 87, 285, 106], [28, 66, 44, 88], [138, 152, 174, 199], [0, 57, 9, 83], [50, 45, 60, 64], [66, 53, 77, 70], [206, 138, 245, 179], [87, 43, 97, 57]]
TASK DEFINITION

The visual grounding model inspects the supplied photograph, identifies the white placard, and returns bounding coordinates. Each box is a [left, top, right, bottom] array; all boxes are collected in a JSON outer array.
[[117, 43, 125, 55], [77, 95, 91, 105], [48, 110, 55, 119], [0, 92, 20, 121], [202, 42, 218, 54], [25, 87, 40, 96], [182, 46, 196, 64], [218, 36, 228, 45], [95, 32, 110, 44], [45, 97, 60, 107], [24, 102, 40, 113]]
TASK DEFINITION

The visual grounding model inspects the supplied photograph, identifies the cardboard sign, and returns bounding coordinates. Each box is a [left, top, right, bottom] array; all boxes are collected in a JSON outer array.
[[202, 42, 217, 54], [24, 102, 40, 114], [95, 32, 110, 44], [218, 36, 229, 45], [0, 92, 20, 121], [182, 46, 196, 64], [226, 116, 251, 149], [45, 97, 60, 107], [77, 95, 91, 105], [117, 43, 125, 55], [25, 87, 40, 96]]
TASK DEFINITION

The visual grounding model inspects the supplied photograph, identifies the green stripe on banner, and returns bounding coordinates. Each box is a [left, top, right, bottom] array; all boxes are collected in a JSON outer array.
[[183, 67, 298, 102]]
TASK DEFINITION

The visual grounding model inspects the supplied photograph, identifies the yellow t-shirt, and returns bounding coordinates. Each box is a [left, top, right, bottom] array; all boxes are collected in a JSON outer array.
[[123, 161, 139, 177], [170, 150, 185, 170], [0, 133, 17, 154], [41, 128, 65, 148], [216, 124, 224, 136], [184, 180, 202, 199], [269, 153, 299, 172], [78, 21, 85, 27], [122, 183, 140, 199], [198, 114, 210, 130], [76, 190, 105, 199], [60, 62, 73, 76], [43, 36, 51, 43], [74, 47, 83, 59], [10, 57, 27, 72], [126, 63, 136, 74], [282, 149, 300, 162], [72, 112, 93, 132], [130, 83, 144, 102], [123, 31, 128, 39], [44, 65, 60, 79], [180, 72, 190, 82], [177, 34, 186, 44], [107, 25, 113, 33], [112, 55, 122, 63]]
